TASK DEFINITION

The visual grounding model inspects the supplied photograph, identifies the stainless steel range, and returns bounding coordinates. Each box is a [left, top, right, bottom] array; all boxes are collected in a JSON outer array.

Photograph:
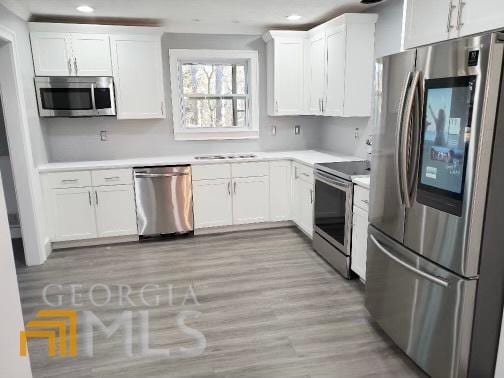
[[313, 161, 370, 279]]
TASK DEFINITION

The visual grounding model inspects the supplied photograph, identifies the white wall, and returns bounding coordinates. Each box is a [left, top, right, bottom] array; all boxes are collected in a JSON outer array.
[[0, 172, 32, 378], [317, 0, 404, 158], [44, 33, 321, 162], [0, 4, 49, 265]]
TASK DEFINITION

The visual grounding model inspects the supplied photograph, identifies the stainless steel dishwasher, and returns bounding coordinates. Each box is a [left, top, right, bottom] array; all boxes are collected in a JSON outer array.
[[133, 166, 193, 237]]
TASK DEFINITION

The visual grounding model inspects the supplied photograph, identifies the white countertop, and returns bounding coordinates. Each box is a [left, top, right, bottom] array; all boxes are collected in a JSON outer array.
[[352, 176, 370, 189], [37, 150, 363, 173]]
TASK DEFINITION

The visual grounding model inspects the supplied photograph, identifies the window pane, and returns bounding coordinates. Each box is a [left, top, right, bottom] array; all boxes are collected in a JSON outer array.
[[183, 97, 247, 128], [181, 63, 246, 95]]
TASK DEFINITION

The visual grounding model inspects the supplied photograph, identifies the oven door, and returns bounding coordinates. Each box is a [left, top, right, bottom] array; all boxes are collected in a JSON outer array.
[[314, 170, 353, 255]]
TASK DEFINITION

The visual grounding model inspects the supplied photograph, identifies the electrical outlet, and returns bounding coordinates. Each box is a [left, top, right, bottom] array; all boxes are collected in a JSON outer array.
[[100, 130, 108, 141], [294, 125, 301, 135], [271, 125, 276, 136], [354, 128, 360, 140]]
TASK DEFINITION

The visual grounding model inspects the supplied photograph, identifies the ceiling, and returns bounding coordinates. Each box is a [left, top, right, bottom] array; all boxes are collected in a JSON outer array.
[[8, 0, 379, 34]]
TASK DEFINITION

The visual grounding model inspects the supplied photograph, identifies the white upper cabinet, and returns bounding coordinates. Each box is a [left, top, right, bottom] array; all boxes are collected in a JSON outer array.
[[264, 13, 376, 118], [110, 34, 165, 119], [324, 25, 346, 116], [457, 0, 504, 38], [404, 0, 454, 49], [264, 31, 306, 115], [30, 32, 73, 76], [30, 32, 112, 76], [307, 32, 327, 115], [70, 34, 112, 76], [404, 0, 504, 49]]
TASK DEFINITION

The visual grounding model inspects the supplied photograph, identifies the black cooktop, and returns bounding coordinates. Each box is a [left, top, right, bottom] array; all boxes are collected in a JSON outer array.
[[315, 160, 371, 181]]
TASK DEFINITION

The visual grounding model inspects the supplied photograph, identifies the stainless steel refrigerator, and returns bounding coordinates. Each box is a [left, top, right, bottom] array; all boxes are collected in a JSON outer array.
[[366, 32, 504, 378]]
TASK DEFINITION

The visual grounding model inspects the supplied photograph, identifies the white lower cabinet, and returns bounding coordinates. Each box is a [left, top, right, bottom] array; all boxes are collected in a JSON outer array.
[[232, 176, 270, 225], [50, 187, 97, 241], [351, 185, 370, 281], [292, 162, 314, 237], [193, 179, 233, 228], [43, 169, 137, 242], [269, 161, 291, 221], [94, 185, 137, 237]]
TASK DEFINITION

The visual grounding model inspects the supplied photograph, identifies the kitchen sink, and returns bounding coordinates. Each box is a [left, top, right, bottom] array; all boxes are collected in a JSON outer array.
[[194, 154, 257, 160]]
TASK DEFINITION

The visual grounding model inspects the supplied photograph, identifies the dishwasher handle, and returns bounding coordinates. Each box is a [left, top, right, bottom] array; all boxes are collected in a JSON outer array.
[[135, 172, 189, 178]]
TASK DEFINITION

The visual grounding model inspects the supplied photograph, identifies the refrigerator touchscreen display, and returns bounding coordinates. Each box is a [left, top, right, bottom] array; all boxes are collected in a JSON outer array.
[[419, 76, 476, 196]]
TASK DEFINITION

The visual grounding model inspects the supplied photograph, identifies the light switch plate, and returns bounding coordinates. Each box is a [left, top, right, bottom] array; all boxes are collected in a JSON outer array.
[[271, 126, 276, 136], [100, 130, 108, 141], [294, 125, 301, 135]]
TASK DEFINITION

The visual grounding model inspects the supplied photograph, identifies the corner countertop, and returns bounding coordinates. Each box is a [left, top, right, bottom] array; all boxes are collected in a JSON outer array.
[[38, 150, 364, 173], [352, 176, 370, 189]]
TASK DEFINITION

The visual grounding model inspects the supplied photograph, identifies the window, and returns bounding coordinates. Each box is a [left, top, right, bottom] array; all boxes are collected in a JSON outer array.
[[169, 50, 259, 140]]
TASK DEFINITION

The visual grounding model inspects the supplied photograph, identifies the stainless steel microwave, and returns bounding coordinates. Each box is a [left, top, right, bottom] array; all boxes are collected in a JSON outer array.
[[34, 76, 116, 117]]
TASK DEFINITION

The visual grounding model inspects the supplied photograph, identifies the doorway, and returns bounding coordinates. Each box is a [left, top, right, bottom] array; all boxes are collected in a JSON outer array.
[[0, 95, 24, 264]]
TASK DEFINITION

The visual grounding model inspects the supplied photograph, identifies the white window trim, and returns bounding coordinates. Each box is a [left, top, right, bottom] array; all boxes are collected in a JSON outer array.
[[169, 49, 260, 141]]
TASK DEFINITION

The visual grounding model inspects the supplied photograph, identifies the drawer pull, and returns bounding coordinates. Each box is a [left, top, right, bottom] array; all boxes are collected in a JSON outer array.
[[62, 179, 79, 183], [104, 176, 121, 181]]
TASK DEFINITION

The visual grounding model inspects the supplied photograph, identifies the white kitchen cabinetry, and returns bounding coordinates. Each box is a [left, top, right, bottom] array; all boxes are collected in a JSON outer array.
[[43, 169, 137, 242], [232, 176, 270, 225], [351, 185, 370, 281], [269, 161, 291, 222], [94, 185, 137, 237], [308, 14, 377, 117], [307, 32, 327, 115], [192, 179, 233, 228], [70, 34, 112, 76], [292, 162, 314, 237], [192, 163, 270, 229], [404, 0, 504, 49], [30, 32, 112, 76], [264, 31, 306, 115], [110, 35, 165, 119], [50, 187, 97, 241]]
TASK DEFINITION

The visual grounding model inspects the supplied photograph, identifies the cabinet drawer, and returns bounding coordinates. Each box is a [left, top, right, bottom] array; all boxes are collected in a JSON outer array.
[[192, 164, 231, 180], [92, 169, 133, 186], [232, 162, 268, 178], [45, 171, 92, 189], [354, 185, 370, 211], [293, 162, 313, 183]]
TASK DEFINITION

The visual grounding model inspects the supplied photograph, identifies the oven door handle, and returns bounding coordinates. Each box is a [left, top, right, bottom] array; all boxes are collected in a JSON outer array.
[[315, 171, 352, 191]]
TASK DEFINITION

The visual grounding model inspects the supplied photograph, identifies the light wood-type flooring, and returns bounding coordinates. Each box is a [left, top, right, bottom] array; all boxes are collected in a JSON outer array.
[[16, 227, 426, 377]]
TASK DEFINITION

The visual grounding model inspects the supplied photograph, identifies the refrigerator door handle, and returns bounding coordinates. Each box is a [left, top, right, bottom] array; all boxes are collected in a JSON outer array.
[[406, 72, 423, 205], [369, 234, 449, 288], [396, 71, 414, 206], [398, 71, 421, 208]]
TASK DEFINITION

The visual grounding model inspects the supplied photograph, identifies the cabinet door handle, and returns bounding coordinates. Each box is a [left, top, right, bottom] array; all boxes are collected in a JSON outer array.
[[275, 100, 279, 113], [310, 189, 313, 204], [88, 191, 92, 206], [456, 1, 466, 30], [67, 58, 72, 75], [446, 2, 457, 32], [95, 191, 99, 206], [233, 182, 237, 194], [227, 181, 231, 195], [294, 167, 299, 179], [161, 101, 164, 115], [73, 57, 78, 75]]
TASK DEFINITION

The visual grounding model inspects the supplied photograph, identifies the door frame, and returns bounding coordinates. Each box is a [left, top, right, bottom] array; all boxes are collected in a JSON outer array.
[[0, 25, 48, 265]]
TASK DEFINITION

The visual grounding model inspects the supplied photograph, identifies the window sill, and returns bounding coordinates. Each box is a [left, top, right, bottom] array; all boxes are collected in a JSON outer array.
[[174, 130, 259, 141]]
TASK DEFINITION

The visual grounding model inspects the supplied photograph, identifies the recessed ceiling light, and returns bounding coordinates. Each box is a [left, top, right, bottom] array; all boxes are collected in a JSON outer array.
[[76, 5, 94, 13], [286, 14, 302, 21]]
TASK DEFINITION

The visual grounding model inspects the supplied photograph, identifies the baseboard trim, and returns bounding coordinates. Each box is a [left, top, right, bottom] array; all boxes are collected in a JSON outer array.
[[52, 235, 139, 250], [195, 221, 294, 235]]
